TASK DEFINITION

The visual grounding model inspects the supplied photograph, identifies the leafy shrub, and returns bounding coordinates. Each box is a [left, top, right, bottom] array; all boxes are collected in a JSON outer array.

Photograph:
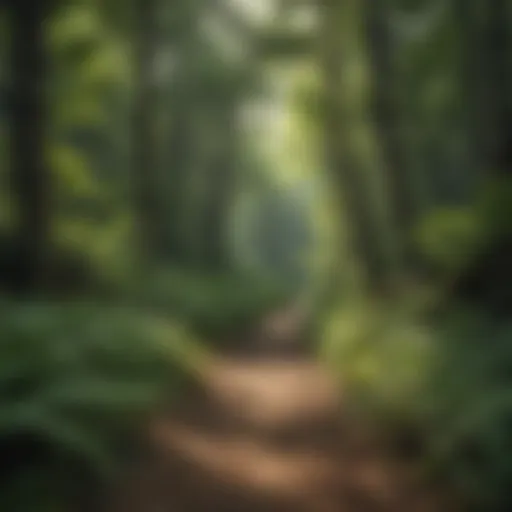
[[0, 301, 202, 511], [134, 268, 293, 341], [420, 314, 512, 510], [415, 207, 484, 279], [320, 300, 433, 424], [321, 299, 512, 510]]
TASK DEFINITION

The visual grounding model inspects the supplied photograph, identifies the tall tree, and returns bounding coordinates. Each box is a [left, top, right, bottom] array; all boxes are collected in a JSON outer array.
[[160, 0, 203, 264], [131, 0, 163, 265], [363, 0, 418, 269], [482, 0, 511, 175], [8, 1, 50, 292], [454, 0, 485, 178], [453, 0, 512, 314], [199, 102, 238, 270], [319, 0, 390, 294], [164, 96, 194, 263]]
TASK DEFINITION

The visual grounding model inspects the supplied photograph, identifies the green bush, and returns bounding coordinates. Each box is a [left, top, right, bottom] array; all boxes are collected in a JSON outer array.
[[321, 299, 512, 510], [420, 314, 512, 510], [415, 207, 485, 279], [0, 301, 202, 511], [134, 268, 293, 341], [320, 300, 433, 422]]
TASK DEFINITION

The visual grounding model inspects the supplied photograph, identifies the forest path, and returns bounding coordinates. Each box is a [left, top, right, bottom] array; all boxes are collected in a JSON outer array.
[[105, 305, 450, 512]]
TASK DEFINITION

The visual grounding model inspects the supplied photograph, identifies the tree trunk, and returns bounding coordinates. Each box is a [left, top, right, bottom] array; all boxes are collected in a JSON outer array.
[[9, 2, 50, 293], [165, 100, 193, 263], [482, 0, 512, 175], [319, 0, 390, 294], [132, 0, 163, 265], [160, 4, 197, 265], [452, 0, 512, 315], [199, 109, 237, 271], [362, 0, 418, 269], [454, 0, 486, 179]]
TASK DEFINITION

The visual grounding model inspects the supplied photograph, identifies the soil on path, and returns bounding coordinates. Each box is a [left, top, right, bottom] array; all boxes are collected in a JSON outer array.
[[104, 306, 453, 512]]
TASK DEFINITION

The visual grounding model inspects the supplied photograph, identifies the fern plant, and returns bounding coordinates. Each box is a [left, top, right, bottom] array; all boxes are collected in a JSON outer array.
[[0, 301, 197, 511], [321, 299, 512, 510]]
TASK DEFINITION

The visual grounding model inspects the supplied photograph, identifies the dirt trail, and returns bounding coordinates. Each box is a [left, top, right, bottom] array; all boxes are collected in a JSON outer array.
[[105, 307, 451, 512]]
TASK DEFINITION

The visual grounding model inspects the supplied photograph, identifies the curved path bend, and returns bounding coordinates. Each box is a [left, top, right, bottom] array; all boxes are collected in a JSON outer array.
[[106, 307, 453, 512]]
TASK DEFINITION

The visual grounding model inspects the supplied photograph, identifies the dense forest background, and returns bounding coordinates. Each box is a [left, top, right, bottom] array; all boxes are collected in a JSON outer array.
[[0, 0, 511, 510]]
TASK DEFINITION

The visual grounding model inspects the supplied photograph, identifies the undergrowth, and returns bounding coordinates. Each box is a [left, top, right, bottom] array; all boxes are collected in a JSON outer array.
[[0, 266, 294, 510], [321, 298, 512, 511], [132, 268, 293, 341], [0, 300, 205, 511]]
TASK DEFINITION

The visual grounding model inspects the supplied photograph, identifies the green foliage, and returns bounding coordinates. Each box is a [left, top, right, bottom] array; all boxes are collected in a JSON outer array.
[[0, 301, 201, 510], [258, 28, 313, 61], [321, 299, 433, 419], [415, 206, 485, 277], [51, 144, 101, 199], [134, 269, 293, 340], [477, 176, 512, 237], [321, 299, 512, 510], [52, 214, 134, 290]]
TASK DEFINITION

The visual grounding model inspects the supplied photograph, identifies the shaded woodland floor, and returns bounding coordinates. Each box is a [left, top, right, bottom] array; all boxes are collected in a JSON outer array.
[[103, 306, 454, 512]]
